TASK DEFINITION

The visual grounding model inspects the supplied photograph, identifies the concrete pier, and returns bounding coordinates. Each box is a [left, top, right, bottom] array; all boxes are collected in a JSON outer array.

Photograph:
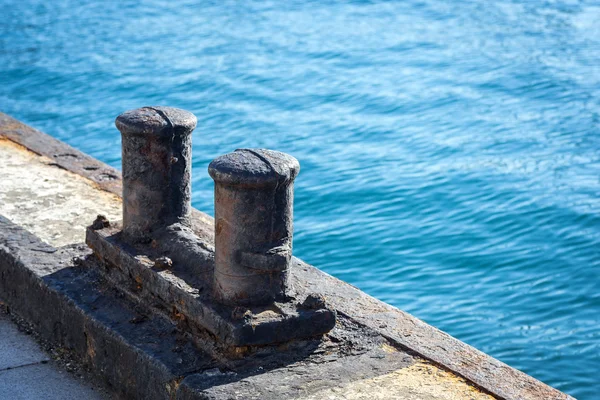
[[0, 112, 573, 400]]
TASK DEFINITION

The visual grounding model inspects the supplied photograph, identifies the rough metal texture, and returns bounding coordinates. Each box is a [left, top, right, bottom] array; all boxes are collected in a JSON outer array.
[[209, 149, 300, 306], [0, 113, 574, 400], [94, 115, 333, 346], [154, 223, 214, 281], [86, 222, 336, 348], [116, 107, 197, 243]]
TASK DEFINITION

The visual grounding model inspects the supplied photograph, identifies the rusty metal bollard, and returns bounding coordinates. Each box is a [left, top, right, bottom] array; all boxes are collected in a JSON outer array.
[[116, 107, 197, 243], [88, 118, 336, 345], [208, 149, 300, 306]]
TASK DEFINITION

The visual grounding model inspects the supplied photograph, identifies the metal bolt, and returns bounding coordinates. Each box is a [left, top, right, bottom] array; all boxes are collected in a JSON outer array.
[[208, 149, 300, 306], [91, 215, 110, 230], [116, 107, 197, 243], [301, 293, 327, 310]]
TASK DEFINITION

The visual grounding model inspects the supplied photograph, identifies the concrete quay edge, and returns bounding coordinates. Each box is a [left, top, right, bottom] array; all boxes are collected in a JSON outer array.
[[0, 112, 574, 400]]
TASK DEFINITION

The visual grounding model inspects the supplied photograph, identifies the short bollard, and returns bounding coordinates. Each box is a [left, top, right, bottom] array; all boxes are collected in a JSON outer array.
[[88, 111, 335, 348], [209, 149, 300, 306], [116, 106, 197, 242]]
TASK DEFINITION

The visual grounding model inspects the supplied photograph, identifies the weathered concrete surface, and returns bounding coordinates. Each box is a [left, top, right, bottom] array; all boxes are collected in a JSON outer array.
[[0, 311, 50, 370], [0, 364, 108, 400], [0, 216, 419, 400], [0, 219, 214, 400], [0, 312, 109, 400], [303, 362, 494, 400], [0, 113, 122, 195], [0, 113, 574, 400], [0, 138, 121, 247]]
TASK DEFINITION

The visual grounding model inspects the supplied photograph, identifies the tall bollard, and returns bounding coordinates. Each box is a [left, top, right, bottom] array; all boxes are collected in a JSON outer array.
[[116, 106, 197, 243], [209, 149, 300, 306]]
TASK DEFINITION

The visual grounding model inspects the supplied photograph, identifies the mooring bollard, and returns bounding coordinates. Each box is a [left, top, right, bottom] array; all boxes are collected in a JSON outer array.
[[116, 106, 197, 243], [209, 149, 300, 306], [88, 110, 334, 347]]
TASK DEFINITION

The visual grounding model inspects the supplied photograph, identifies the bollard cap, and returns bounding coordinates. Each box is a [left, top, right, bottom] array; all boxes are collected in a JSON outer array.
[[116, 106, 197, 137], [209, 149, 300, 187]]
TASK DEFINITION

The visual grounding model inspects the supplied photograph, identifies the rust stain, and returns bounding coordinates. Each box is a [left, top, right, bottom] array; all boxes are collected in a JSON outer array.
[[166, 376, 185, 400], [85, 332, 96, 361], [172, 306, 185, 321]]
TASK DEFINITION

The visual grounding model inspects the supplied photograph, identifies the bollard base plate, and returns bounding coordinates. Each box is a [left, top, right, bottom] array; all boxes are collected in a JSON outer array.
[[85, 222, 336, 348]]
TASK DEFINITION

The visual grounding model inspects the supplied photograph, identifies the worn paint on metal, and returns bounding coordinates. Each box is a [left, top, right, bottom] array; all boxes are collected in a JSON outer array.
[[89, 116, 335, 346], [209, 149, 300, 306], [116, 106, 197, 243]]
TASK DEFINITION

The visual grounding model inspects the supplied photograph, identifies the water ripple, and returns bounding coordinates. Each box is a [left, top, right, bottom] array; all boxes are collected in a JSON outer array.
[[2, 0, 599, 398]]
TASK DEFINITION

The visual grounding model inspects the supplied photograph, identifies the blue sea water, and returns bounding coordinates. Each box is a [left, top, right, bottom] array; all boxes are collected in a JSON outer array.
[[1, 0, 599, 397]]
